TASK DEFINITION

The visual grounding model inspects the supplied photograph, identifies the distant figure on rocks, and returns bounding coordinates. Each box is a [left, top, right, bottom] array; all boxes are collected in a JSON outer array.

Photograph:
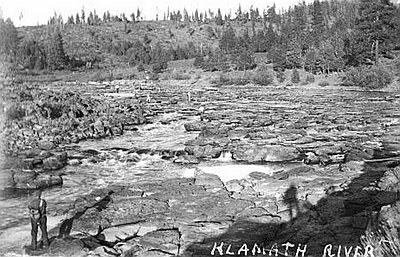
[[28, 190, 49, 250], [115, 85, 120, 93], [198, 105, 205, 121], [187, 91, 191, 102], [146, 93, 151, 103]]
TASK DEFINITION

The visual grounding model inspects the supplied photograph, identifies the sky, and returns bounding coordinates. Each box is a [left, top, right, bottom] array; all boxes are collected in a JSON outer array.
[[0, 0, 310, 27]]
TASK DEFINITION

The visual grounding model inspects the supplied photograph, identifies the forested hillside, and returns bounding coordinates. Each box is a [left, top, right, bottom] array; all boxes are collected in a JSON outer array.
[[1, 0, 400, 75]]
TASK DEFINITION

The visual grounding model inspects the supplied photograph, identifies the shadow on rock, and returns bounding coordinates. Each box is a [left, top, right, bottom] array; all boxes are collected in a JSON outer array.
[[58, 190, 114, 238], [184, 158, 400, 257]]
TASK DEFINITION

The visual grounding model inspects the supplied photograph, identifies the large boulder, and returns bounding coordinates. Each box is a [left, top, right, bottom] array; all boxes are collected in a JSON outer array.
[[100, 223, 142, 243], [12, 170, 63, 189], [42, 152, 68, 171], [38, 140, 56, 150], [12, 170, 37, 188], [185, 145, 222, 159], [232, 145, 300, 163], [139, 229, 180, 255], [184, 122, 206, 132], [93, 119, 104, 134], [33, 174, 63, 189], [194, 171, 225, 192]]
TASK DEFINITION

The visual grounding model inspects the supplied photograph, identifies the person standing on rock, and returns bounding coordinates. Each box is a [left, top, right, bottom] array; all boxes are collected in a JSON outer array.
[[28, 190, 49, 250], [198, 105, 205, 121]]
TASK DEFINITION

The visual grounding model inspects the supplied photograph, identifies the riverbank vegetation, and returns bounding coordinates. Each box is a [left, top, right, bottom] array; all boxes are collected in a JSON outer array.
[[1, 0, 400, 89]]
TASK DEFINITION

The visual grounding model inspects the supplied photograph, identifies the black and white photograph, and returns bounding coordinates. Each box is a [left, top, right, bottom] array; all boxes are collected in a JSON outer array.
[[1, 0, 400, 256]]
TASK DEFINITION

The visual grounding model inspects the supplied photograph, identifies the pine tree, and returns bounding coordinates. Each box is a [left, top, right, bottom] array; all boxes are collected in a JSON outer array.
[[103, 12, 107, 23], [291, 68, 300, 84], [88, 11, 94, 25], [194, 9, 199, 23], [106, 11, 111, 22], [121, 13, 128, 23], [18, 36, 46, 70], [81, 8, 85, 24], [286, 39, 303, 69], [136, 8, 141, 21], [252, 30, 267, 52], [235, 5, 243, 23], [266, 4, 277, 24], [0, 18, 19, 62], [250, 6, 257, 35], [216, 9, 224, 26], [220, 26, 236, 53], [176, 10, 182, 22], [319, 38, 344, 73], [356, 0, 396, 64], [304, 46, 319, 73], [93, 10, 100, 25], [45, 27, 67, 70], [312, 0, 325, 45], [183, 9, 190, 24], [67, 16, 74, 25]]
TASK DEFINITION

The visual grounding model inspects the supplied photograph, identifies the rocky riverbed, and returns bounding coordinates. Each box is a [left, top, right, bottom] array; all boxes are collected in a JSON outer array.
[[1, 79, 400, 257]]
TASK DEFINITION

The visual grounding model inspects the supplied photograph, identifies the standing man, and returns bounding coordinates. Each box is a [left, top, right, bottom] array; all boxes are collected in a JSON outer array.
[[198, 105, 205, 121], [28, 190, 49, 250]]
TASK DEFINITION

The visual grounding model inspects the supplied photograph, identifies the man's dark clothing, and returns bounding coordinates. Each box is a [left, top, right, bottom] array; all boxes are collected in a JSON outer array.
[[28, 198, 49, 250]]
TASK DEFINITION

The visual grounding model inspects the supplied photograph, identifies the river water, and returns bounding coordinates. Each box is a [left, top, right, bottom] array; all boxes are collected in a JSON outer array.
[[0, 84, 399, 255]]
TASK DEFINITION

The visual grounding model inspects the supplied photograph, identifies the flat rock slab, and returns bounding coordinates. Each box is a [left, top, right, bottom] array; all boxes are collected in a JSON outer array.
[[232, 145, 300, 163]]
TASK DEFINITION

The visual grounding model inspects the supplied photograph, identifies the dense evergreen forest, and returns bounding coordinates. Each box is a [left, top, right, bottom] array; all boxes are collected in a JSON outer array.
[[1, 0, 400, 74]]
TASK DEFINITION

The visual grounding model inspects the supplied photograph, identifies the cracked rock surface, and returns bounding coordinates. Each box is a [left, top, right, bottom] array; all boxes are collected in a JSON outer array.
[[1, 81, 400, 256]]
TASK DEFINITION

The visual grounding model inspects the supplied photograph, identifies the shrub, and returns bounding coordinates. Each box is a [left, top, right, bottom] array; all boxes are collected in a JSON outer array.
[[148, 72, 159, 81], [232, 49, 256, 71], [194, 73, 201, 80], [305, 74, 315, 84], [6, 104, 26, 121], [393, 57, 400, 77], [152, 62, 166, 74], [205, 26, 216, 38], [137, 63, 145, 72], [211, 73, 229, 85], [211, 73, 251, 86], [193, 56, 205, 68], [341, 65, 393, 89], [276, 70, 285, 83], [162, 70, 191, 80], [87, 70, 110, 82], [251, 71, 273, 86], [291, 68, 300, 84], [318, 81, 330, 87]]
